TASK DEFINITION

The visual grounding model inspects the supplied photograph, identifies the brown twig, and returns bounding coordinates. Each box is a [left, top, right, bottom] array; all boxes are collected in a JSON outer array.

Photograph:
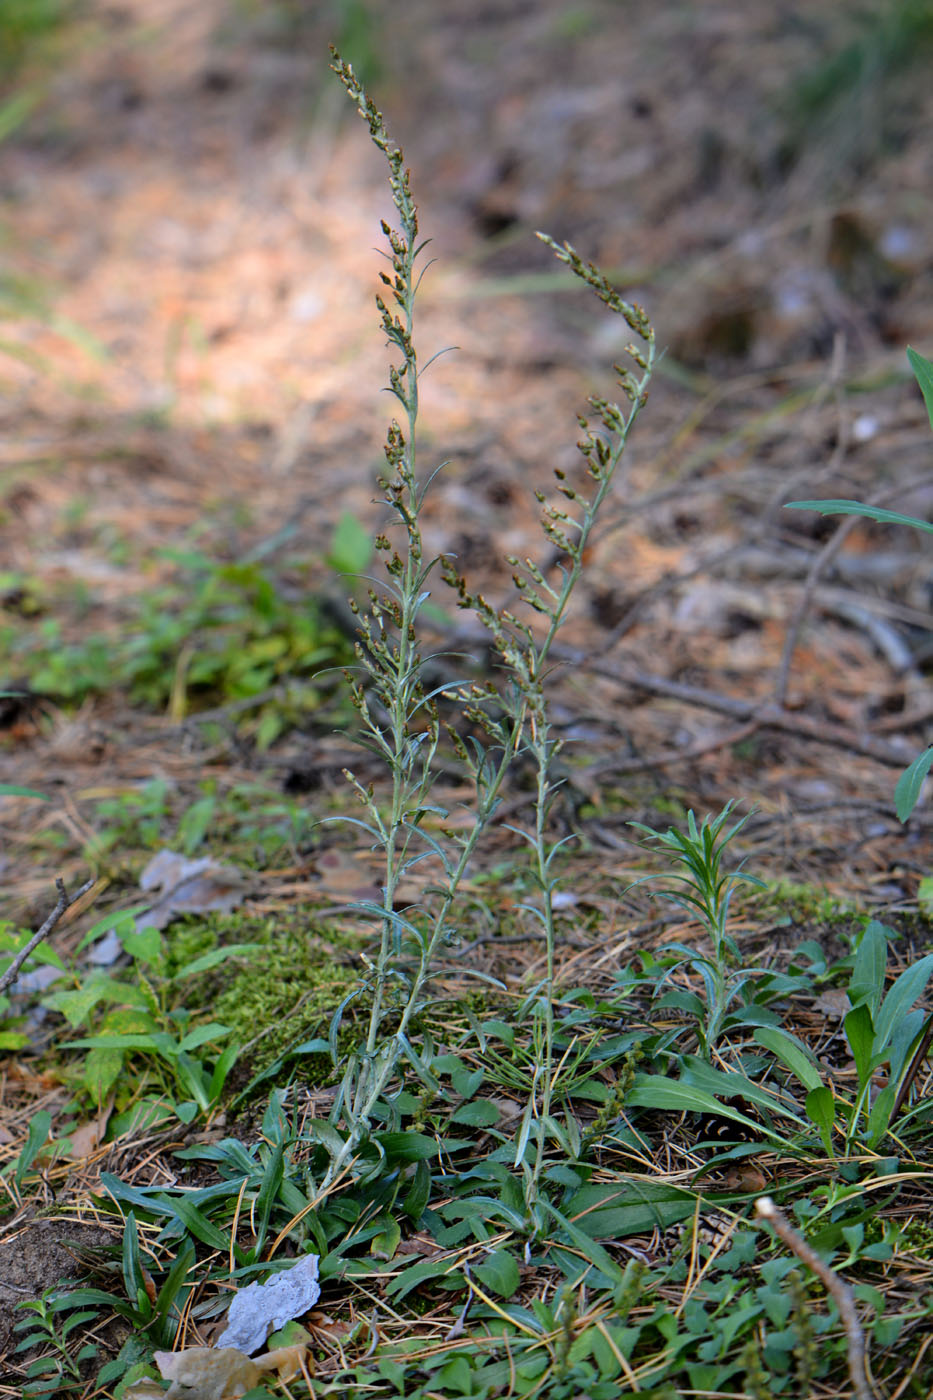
[[755, 1196, 874, 1400], [775, 465, 933, 708], [0, 877, 94, 996], [566, 654, 915, 773]]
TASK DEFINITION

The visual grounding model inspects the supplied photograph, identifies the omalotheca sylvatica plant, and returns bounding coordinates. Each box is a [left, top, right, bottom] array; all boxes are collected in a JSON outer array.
[[316, 53, 654, 1216]]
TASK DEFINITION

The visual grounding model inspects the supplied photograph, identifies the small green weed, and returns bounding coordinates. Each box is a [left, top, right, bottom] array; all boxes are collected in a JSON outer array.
[[760, 918, 933, 1154], [629, 801, 766, 1055], [0, 0, 71, 77], [1, 550, 353, 743], [12, 1284, 98, 1399], [41, 908, 251, 1122]]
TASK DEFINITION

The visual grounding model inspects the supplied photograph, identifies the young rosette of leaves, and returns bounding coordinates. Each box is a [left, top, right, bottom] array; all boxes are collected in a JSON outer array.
[[321, 53, 655, 1206], [629, 802, 765, 1055], [786, 345, 933, 820]]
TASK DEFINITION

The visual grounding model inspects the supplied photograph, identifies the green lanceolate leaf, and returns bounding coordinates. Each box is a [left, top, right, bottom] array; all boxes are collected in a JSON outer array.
[[805, 1085, 836, 1157], [844, 1003, 876, 1087], [895, 746, 933, 821], [754, 1025, 824, 1093], [564, 1180, 697, 1239], [785, 499, 933, 534], [907, 345, 933, 430], [121, 1213, 148, 1314], [12, 1110, 52, 1189], [473, 1248, 521, 1298], [874, 952, 933, 1053], [849, 920, 888, 1019]]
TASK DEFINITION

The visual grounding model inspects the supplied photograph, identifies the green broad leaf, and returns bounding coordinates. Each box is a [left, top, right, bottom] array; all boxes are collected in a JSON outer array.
[[480, 1018, 515, 1049], [628, 1075, 798, 1141], [178, 796, 216, 853], [376, 1131, 468, 1162], [291, 1037, 331, 1055], [866, 1082, 898, 1148], [432, 1053, 466, 1074], [678, 1057, 810, 1128], [907, 345, 933, 431], [590, 1324, 627, 1378], [42, 984, 115, 1030], [805, 1085, 836, 1157], [451, 1066, 484, 1098], [895, 747, 933, 821], [443, 1194, 526, 1233], [451, 1099, 500, 1127], [173, 1055, 210, 1113], [656, 987, 707, 1017], [385, 1254, 466, 1301], [754, 1026, 823, 1093], [403, 1159, 431, 1221], [304, 1120, 346, 1157], [11, 1110, 52, 1188], [178, 944, 261, 979], [121, 925, 163, 966], [849, 921, 889, 1018], [65, 1034, 162, 1051], [844, 1003, 876, 1087], [155, 1193, 233, 1254], [177, 1021, 232, 1054], [74, 906, 144, 955], [0, 784, 48, 798], [564, 1180, 697, 1240], [888, 1011, 929, 1086], [371, 1213, 402, 1260], [785, 499, 933, 535], [209, 1040, 241, 1100], [328, 510, 373, 575], [82, 1047, 124, 1107], [874, 953, 933, 1052], [542, 1200, 624, 1285], [0, 930, 64, 970], [472, 1248, 521, 1299], [436, 1356, 473, 1395], [43, 974, 150, 1026], [377, 1360, 406, 1391]]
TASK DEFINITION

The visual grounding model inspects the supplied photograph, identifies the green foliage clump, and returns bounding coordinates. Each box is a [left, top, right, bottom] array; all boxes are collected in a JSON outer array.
[[0, 551, 353, 742], [0, 0, 71, 76], [210, 919, 360, 1075]]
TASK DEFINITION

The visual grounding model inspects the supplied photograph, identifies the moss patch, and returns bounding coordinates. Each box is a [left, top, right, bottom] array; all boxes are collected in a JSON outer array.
[[197, 912, 364, 1074]]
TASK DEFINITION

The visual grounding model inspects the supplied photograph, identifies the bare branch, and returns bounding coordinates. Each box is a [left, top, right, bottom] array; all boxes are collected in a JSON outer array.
[[756, 1196, 874, 1400], [0, 878, 94, 997]]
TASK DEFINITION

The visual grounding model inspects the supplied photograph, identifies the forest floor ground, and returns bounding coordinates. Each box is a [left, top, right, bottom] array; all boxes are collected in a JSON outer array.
[[1, 3, 933, 1397]]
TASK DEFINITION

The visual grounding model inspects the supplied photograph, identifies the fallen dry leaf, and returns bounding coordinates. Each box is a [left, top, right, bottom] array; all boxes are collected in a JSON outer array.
[[216, 1251, 321, 1354], [813, 988, 851, 1019], [123, 1342, 309, 1400], [89, 850, 249, 965], [66, 1098, 114, 1160]]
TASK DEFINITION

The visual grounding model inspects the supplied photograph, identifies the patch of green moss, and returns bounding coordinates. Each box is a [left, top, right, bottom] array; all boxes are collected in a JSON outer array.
[[896, 1216, 933, 1255], [194, 911, 364, 1075], [164, 919, 219, 979], [751, 879, 857, 926]]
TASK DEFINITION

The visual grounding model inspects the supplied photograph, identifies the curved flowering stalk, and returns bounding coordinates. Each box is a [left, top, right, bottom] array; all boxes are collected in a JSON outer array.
[[320, 53, 654, 1205]]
